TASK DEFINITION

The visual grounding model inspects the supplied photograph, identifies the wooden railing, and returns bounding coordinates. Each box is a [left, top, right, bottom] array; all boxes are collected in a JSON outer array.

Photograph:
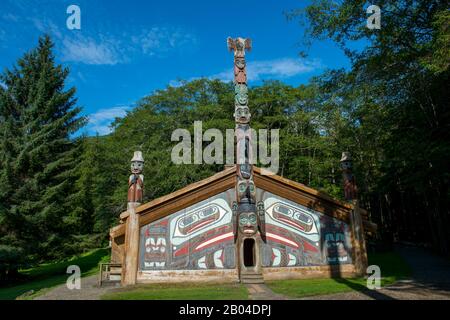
[[98, 263, 122, 286]]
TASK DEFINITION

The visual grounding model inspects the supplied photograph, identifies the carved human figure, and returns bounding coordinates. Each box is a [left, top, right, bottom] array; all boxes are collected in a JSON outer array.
[[340, 152, 357, 201], [236, 127, 253, 165], [128, 151, 144, 203], [234, 106, 251, 124], [257, 201, 266, 242], [237, 179, 256, 203], [235, 84, 248, 105], [232, 201, 238, 242], [238, 201, 257, 236], [234, 58, 247, 84]]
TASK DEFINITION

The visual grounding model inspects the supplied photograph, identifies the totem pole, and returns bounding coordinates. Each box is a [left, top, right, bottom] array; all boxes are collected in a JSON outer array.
[[340, 152, 357, 201], [228, 37, 265, 277], [128, 151, 145, 206], [340, 152, 367, 275], [122, 151, 144, 285]]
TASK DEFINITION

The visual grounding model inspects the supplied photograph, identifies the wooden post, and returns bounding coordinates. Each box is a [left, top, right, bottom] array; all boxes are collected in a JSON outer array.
[[340, 152, 368, 276], [122, 204, 140, 285], [121, 151, 144, 286], [350, 200, 368, 276]]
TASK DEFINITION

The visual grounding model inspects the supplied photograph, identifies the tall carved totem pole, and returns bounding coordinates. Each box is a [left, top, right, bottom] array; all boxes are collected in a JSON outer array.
[[228, 37, 265, 280], [340, 152, 368, 275]]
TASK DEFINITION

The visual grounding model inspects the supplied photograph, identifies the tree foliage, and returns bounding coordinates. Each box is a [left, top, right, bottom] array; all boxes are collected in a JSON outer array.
[[288, 0, 450, 252], [0, 36, 86, 279]]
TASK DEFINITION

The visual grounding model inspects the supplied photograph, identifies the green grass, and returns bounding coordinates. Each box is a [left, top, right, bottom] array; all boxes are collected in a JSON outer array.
[[101, 282, 249, 300], [266, 251, 412, 298], [0, 248, 110, 300]]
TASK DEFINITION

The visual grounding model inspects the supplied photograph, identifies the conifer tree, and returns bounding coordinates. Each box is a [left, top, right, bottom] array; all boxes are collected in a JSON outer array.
[[0, 35, 86, 275]]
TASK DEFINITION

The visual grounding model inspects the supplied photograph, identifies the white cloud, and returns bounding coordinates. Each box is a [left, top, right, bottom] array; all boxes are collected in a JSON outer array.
[[32, 21, 197, 65], [32, 18, 63, 39], [132, 27, 197, 56], [2, 13, 19, 22], [61, 35, 122, 65], [210, 57, 323, 82], [86, 106, 131, 135], [0, 81, 7, 89]]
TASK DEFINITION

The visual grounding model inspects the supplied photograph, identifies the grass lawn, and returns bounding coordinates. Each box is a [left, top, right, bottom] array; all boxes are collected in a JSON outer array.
[[101, 282, 249, 300], [266, 251, 412, 298], [0, 248, 110, 300]]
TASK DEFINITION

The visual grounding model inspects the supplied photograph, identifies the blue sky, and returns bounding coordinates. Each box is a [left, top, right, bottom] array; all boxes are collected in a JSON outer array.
[[0, 0, 351, 135]]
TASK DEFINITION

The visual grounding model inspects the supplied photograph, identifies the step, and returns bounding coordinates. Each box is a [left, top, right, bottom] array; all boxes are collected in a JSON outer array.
[[110, 268, 122, 275], [240, 273, 265, 284], [241, 278, 265, 284], [241, 274, 264, 279]]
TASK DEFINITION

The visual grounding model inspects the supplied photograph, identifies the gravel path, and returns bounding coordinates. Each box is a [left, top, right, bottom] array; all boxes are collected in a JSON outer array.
[[246, 283, 287, 300], [34, 275, 119, 300]]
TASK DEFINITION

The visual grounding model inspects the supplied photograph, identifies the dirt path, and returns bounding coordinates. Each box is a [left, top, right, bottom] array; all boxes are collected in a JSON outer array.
[[34, 275, 118, 300], [246, 283, 287, 300]]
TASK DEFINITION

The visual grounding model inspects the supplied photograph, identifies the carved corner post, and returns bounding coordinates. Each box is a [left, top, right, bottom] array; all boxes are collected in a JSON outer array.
[[228, 37, 265, 279], [122, 151, 144, 286], [340, 152, 368, 276]]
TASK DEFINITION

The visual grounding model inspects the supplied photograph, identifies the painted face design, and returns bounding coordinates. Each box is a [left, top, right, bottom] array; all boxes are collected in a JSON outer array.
[[238, 163, 252, 180], [239, 212, 257, 235], [235, 84, 248, 95], [235, 84, 248, 106], [234, 106, 251, 123], [235, 58, 246, 69], [340, 161, 352, 170], [236, 95, 248, 106], [131, 161, 144, 174], [237, 180, 256, 202]]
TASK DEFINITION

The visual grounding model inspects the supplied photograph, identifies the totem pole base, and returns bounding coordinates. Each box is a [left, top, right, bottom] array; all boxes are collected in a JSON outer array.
[[122, 202, 140, 286], [350, 200, 368, 276]]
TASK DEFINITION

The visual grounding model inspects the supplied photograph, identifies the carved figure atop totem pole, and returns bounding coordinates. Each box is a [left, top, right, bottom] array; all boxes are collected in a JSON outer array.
[[128, 151, 144, 204], [340, 152, 357, 201]]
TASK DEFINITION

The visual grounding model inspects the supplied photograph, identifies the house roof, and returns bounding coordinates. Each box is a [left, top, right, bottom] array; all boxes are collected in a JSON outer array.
[[110, 165, 366, 238]]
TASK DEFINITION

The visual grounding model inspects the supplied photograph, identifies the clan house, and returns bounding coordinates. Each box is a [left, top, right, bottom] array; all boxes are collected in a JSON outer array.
[[105, 38, 376, 286]]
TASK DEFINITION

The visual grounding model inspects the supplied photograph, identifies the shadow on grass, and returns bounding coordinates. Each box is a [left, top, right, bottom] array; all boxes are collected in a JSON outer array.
[[325, 250, 413, 300], [0, 248, 110, 300]]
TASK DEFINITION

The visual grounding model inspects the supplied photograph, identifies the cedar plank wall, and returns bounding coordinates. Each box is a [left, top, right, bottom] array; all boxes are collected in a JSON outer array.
[[109, 166, 374, 280]]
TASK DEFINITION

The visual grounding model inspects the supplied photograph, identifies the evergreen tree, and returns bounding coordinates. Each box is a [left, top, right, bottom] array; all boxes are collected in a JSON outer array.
[[0, 35, 86, 277]]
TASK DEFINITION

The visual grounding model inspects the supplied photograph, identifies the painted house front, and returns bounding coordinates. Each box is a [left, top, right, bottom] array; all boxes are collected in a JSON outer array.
[[109, 166, 371, 285]]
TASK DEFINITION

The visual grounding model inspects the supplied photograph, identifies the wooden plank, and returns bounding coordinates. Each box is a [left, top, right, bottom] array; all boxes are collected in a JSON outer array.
[[253, 167, 353, 211], [254, 174, 351, 222], [139, 176, 236, 226], [110, 224, 125, 238], [118, 166, 237, 221]]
